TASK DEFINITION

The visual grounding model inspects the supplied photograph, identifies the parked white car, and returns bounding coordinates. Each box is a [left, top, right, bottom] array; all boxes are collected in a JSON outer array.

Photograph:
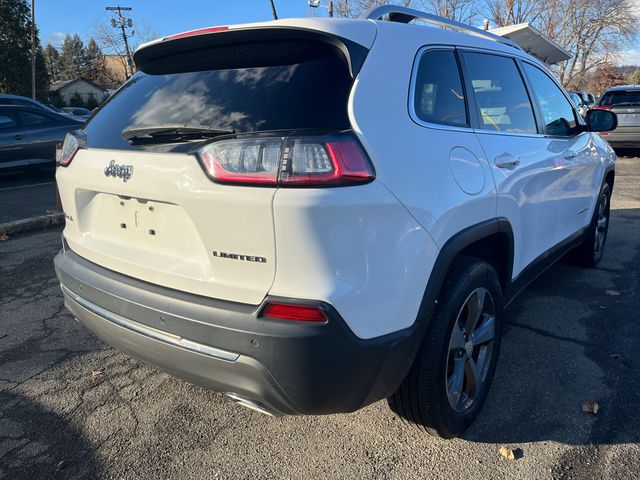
[[54, 6, 617, 438]]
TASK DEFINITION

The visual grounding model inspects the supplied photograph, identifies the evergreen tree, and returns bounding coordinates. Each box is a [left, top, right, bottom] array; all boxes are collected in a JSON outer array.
[[0, 0, 50, 99], [60, 33, 85, 79], [69, 90, 84, 107], [43, 43, 61, 82], [85, 92, 99, 110], [83, 38, 105, 85]]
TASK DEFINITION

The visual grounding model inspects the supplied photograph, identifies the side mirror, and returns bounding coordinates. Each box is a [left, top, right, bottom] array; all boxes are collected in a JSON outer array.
[[586, 109, 617, 132]]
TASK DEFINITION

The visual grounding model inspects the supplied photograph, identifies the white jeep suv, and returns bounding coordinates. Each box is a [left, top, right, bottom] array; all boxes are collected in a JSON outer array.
[[54, 6, 617, 438]]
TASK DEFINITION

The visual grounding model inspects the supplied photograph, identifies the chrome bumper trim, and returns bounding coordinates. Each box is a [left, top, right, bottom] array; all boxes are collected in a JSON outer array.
[[60, 283, 239, 362]]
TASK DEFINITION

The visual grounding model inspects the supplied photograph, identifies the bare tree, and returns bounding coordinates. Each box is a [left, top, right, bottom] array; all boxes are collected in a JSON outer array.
[[419, 0, 477, 22], [484, 0, 541, 27], [93, 18, 161, 83], [536, 0, 639, 88]]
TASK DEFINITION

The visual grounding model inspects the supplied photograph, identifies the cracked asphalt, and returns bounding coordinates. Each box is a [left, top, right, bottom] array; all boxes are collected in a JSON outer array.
[[1, 157, 639, 480]]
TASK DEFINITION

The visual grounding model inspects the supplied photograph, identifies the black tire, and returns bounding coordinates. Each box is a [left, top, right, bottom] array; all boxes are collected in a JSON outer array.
[[388, 257, 503, 439], [570, 182, 611, 268]]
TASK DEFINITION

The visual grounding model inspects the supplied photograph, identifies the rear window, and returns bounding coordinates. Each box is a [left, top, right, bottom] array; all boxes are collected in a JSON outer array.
[[84, 44, 353, 151], [600, 90, 640, 107]]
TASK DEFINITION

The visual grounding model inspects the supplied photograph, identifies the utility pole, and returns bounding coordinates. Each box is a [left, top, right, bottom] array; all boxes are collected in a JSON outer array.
[[106, 6, 134, 79], [31, 0, 36, 99]]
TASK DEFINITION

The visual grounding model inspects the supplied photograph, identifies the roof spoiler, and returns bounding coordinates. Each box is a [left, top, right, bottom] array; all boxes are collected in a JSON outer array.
[[133, 27, 370, 78]]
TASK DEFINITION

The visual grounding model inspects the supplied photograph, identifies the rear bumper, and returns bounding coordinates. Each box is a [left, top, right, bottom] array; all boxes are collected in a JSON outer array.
[[54, 246, 420, 415], [602, 129, 640, 148]]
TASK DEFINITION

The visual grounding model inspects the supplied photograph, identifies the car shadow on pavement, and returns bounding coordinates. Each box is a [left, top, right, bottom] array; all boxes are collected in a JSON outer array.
[[0, 390, 103, 479], [462, 207, 640, 446]]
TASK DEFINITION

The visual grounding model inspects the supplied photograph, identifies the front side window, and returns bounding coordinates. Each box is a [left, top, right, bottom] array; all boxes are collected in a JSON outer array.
[[463, 53, 537, 134], [522, 63, 579, 137], [413, 50, 467, 127]]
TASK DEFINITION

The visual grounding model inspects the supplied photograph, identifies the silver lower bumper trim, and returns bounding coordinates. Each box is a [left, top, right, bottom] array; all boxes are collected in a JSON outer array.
[[61, 283, 239, 363]]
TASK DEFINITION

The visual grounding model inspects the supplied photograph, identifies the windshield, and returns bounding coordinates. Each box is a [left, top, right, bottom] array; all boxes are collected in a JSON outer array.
[[84, 50, 353, 152], [600, 90, 640, 107]]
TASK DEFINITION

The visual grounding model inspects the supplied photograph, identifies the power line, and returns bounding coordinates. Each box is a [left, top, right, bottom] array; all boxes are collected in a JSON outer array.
[[106, 6, 134, 79]]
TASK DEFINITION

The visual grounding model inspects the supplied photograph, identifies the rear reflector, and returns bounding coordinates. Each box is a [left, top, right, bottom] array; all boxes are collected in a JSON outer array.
[[261, 302, 328, 323], [165, 26, 229, 41], [196, 133, 374, 186]]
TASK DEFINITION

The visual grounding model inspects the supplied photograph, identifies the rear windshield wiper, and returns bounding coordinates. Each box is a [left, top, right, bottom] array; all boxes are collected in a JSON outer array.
[[122, 124, 234, 144]]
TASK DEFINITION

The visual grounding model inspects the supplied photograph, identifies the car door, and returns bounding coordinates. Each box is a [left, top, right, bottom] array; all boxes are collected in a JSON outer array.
[[16, 110, 70, 166], [519, 61, 600, 241], [459, 50, 581, 278], [0, 109, 30, 170]]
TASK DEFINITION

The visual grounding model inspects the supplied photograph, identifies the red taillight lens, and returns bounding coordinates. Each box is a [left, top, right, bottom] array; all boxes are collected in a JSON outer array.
[[196, 133, 374, 187], [593, 105, 613, 110], [58, 130, 87, 167], [261, 302, 328, 323], [165, 26, 229, 41], [198, 137, 281, 185]]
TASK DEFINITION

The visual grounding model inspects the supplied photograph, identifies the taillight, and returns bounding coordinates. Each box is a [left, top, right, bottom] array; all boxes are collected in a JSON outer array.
[[164, 26, 229, 41], [196, 133, 374, 187], [260, 302, 328, 323], [593, 105, 613, 110], [58, 130, 87, 167]]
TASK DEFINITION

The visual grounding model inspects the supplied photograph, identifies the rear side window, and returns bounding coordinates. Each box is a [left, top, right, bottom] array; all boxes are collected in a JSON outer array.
[[522, 63, 579, 137], [0, 111, 17, 129], [600, 90, 640, 107], [85, 42, 353, 151], [463, 53, 537, 134], [412, 50, 467, 127], [19, 111, 49, 126]]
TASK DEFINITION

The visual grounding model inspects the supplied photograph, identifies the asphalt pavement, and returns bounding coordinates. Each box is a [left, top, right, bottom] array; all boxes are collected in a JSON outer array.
[[0, 169, 57, 224], [0, 157, 639, 479]]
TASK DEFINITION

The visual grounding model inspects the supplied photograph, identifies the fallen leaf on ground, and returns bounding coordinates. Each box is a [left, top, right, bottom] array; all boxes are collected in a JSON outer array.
[[91, 369, 104, 377], [581, 400, 599, 414], [605, 290, 620, 296], [0, 233, 8, 241], [499, 446, 516, 461]]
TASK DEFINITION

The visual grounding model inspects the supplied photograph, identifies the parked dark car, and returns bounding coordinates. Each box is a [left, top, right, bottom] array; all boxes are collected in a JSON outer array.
[[62, 107, 92, 120], [0, 105, 83, 171], [596, 85, 640, 149], [0, 94, 63, 115]]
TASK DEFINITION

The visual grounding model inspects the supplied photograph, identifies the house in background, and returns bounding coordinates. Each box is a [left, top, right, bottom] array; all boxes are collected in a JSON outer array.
[[49, 78, 107, 106]]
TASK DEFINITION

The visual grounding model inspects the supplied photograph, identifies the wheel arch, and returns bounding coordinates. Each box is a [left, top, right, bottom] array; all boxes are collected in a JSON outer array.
[[414, 218, 514, 332]]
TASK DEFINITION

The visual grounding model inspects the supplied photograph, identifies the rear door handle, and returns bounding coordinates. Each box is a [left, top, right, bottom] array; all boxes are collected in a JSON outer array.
[[14, 134, 23, 140], [494, 153, 520, 168], [563, 150, 578, 160]]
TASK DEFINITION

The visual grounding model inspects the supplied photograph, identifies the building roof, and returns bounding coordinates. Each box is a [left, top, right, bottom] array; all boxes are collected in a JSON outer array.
[[50, 78, 106, 92], [489, 23, 571, 65]]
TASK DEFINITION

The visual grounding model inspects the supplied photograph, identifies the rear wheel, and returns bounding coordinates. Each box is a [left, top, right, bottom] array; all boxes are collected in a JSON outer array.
[[571, 182, 611, 267], [388, 257, 503, 438]]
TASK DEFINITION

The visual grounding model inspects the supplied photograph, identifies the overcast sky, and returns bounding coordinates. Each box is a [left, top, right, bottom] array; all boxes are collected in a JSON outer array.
[[37, 0, 640, 66]]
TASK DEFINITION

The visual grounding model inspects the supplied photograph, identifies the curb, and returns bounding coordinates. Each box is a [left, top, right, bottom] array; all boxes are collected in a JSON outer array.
[[0, 213, 65, 237]]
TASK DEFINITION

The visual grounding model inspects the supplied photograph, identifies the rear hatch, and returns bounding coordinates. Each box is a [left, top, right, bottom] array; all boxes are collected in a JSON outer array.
[[599, 89, 640, 128], [56, 23, 373, 304]]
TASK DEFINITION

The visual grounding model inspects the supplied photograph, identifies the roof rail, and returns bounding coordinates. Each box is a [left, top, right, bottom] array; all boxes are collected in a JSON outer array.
[[360, 5, 524, 52]]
